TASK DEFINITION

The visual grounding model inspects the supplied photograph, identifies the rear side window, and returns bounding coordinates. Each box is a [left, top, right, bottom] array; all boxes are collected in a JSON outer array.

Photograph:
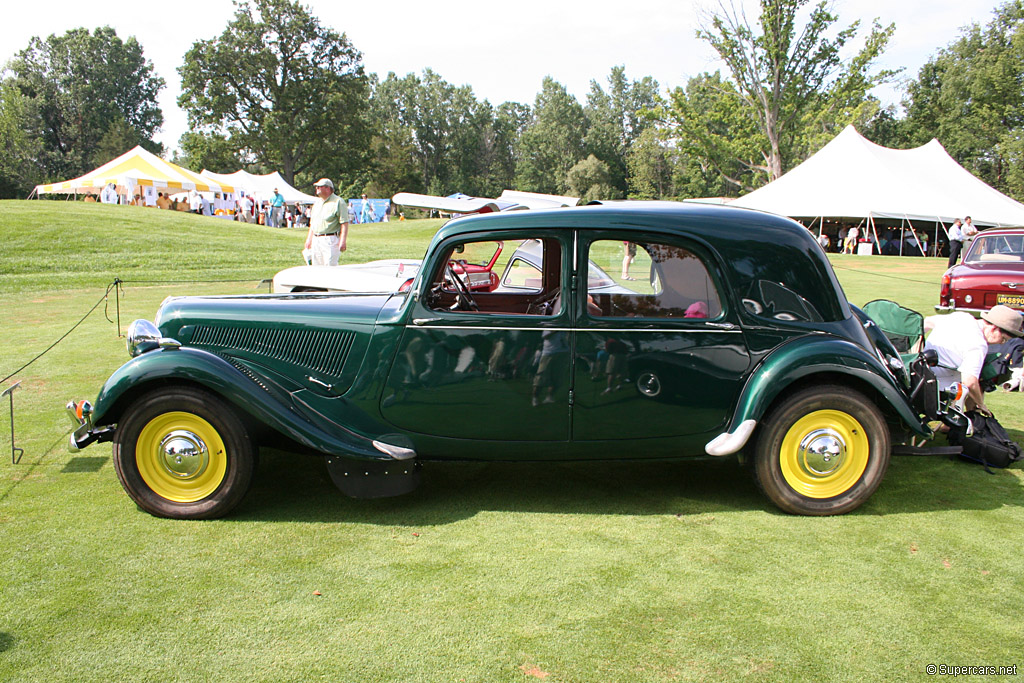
[[586, 239, 722, 319]]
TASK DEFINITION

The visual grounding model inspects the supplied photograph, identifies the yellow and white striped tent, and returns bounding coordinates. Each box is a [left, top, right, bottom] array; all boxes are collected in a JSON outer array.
[[34, 145, 234, 196]]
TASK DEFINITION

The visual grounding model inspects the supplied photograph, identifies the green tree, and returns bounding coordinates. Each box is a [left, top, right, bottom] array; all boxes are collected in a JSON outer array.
[[515, 77, 588, 195], [6, 26, 164, 182], [174, 131, 246, 174], [625, 127, 674, 199], [696, 0, 896, 182], [903, 0, 1024, 198], [0, 81, 43, 198], [665, 72, 765, 193], [178, 0, 371, 187], [566, 154, 620, 203], [585, 66, 661, 196], [370, 70, 523, 197]]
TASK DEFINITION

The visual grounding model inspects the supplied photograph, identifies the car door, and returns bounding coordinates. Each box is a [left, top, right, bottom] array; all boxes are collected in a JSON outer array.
[[380, 231, 572, 441], [572, 233, 751, 442]]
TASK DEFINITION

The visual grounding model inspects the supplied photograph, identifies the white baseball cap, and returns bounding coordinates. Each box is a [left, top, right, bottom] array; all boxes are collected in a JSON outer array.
[[314, 178, 334, 189]]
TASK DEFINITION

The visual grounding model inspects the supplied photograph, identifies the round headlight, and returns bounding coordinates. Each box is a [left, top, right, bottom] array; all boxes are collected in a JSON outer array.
[[126, 319, 161, 357]]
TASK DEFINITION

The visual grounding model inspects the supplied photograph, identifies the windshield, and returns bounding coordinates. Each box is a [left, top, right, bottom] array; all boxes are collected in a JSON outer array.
[[965, 233, 1024, 263]]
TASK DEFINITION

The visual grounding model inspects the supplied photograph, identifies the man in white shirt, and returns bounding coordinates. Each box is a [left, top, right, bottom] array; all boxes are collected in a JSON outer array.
[[924, 305, 1024, 413], [947, 218, 964, 267]]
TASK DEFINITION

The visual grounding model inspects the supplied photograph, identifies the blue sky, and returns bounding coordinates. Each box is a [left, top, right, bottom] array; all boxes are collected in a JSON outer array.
[[2, 0, 1009, 153]]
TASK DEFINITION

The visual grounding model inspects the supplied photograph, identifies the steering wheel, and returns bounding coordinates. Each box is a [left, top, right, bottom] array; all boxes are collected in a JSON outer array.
[[446, 262, 479, 311]]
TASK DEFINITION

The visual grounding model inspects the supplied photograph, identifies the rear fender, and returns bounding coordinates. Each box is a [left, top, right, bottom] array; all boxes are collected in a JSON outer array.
[[732, 337, 930, 438], [91, 347, 389, 460]]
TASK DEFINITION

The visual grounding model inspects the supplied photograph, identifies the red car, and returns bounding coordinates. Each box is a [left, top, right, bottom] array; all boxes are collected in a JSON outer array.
[[938, 228, 1024, 313]]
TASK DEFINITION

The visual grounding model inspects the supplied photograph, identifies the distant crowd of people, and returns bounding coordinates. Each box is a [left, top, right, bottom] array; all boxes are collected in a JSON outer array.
[[87, 182, 391, 232], [809, 216, 979, 262]]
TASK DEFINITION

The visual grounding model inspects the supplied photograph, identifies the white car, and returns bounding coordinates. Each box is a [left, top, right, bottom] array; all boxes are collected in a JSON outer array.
[[272, 239, 635, 296], [273, 259, 422, 293]]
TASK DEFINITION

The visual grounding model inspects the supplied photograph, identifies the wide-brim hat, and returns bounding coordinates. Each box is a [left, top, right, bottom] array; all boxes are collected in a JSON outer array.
[[981, 304, 1024, 337], [313, 178, 334, 189]]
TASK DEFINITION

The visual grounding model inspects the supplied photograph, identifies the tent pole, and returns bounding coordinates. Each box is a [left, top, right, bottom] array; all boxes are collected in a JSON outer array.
[[906, 214, 925, 256]]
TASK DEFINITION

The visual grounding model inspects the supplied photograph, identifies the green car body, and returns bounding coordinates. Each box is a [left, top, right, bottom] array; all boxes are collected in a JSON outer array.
[[69, 202, 953, 518]]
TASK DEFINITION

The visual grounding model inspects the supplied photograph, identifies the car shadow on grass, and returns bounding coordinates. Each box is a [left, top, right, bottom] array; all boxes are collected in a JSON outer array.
[[231, 446, 1024, 524]]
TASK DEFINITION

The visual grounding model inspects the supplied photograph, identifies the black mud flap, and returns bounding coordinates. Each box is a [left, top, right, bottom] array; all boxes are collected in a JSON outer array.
[[325, 456, 421, 499]]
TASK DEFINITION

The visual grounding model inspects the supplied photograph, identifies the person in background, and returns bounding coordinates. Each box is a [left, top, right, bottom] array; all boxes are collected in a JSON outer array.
[[360, 194, 375, 224], [100, 182, 118, 204], [238, 194, 254, 223], [269, 188, 285, 228], [947, 218, 964, 267], [963, 215, 978, 247], [621, 241, 637, 280], [83, 194, 97, 203], [304, 178, 349, 266], [156, 192, 171, 210], [843, 224, 860, 254], [924, 304, 1023, 415]]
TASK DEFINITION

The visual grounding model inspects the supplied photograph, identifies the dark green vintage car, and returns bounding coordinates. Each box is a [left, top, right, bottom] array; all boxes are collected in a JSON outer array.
[[68, 202, 965, 518]]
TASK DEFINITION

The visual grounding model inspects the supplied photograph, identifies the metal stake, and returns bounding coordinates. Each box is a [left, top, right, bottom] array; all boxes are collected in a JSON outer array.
[[2, 382, 23, 464]]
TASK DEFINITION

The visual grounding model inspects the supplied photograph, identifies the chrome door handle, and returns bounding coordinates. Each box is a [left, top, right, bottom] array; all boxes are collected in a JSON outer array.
[[705, 321, 737, 330], [412, 318, 441, 326]]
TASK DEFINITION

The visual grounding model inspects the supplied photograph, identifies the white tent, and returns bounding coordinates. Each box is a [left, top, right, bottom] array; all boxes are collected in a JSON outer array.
[[201, 169, 316, 204], [731, 126, 1024, 229]]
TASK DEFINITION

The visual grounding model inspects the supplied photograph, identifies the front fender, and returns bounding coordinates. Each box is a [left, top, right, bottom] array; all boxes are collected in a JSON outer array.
[[731, 336, 930, 438], [91, 347, 388, 460]]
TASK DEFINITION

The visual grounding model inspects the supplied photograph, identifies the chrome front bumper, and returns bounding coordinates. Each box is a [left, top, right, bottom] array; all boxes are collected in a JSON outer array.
[[65, 399, 115, 452]]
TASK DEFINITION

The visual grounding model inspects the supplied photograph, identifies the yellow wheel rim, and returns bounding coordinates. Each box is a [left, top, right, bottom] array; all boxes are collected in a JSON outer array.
[[135, 412, 227, 503], [779, 409, 869, 499]]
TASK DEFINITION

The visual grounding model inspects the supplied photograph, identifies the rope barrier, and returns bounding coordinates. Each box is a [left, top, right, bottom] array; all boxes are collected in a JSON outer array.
[[0, 276, 270, 386], [0, 282, 119, 385]]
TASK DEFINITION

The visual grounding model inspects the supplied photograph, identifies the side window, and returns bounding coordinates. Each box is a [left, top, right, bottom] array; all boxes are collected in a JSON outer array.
[[426, 237, 562, 316], [586, 239, 722, 319], [741, 280, 823, 322]]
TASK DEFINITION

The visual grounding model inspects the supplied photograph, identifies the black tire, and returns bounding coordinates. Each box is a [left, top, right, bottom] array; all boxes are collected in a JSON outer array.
[[753, 385, 890, 515], [112, 387, 256, 519]]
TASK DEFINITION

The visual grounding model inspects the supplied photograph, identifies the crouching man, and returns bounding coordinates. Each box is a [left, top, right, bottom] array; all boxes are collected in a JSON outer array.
[[924, 304, 1024, 414]]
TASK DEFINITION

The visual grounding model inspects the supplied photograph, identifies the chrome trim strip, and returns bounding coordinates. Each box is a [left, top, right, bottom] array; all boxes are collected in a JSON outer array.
[[704, 419, 757, 456], [406, 325, 741, 333]]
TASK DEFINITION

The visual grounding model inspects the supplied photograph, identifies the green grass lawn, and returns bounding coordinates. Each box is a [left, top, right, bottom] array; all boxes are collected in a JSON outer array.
[[0, 200, 1022, 682]]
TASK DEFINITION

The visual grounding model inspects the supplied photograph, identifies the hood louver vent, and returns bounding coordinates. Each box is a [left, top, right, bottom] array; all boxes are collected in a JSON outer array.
[[192, 326, 357, 380]]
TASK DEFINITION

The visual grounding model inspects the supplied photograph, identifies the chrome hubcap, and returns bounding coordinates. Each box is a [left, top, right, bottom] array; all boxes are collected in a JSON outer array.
[[158, 430, 210, 480], [797, 428, 847, 477], [637, 372, 661, 397]]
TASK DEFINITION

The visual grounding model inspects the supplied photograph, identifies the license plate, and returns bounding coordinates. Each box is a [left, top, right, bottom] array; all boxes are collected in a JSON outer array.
[[996, 293, 1024, 307]]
